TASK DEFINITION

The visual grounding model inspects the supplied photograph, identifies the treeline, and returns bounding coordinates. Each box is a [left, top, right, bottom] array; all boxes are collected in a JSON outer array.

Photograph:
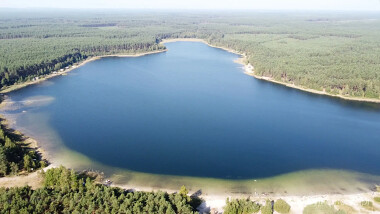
[[1, 11, 380, 99], [0, 118, 46, 177], [0, 166, 201, 214], [0, 36, 165, 88], [0, 11, 167, 89], [1, 52, 86, 86]]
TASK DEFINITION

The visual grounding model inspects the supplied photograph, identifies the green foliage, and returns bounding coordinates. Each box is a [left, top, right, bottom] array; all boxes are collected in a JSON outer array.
[[1, 11, 380, 99], [224, 198, 260, 214], [374, 197, 380, 203], [303, 201, 343, 214], [274, 199, 290, 213], [179, 185, 192, 203], [261, 200, 273, 214], [0, 119, 45, 177], [0, 166, 200, 214], [334, 201, 355, 214], [179, 185, 189, 196], [360, 201, 375, 211]]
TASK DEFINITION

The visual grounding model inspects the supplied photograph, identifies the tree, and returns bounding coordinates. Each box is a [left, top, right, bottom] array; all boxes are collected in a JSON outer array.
[[23, 154, 33, 172], [9, 162, 19, 175], [179, 185, 188, 197], [0, 147, 8, 176]]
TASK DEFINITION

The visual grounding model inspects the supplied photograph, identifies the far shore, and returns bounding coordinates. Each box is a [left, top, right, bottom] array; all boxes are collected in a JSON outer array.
[[239, 59, 380, 104], [0, 49, 167, 94], [163, 38, 380, 104], [1, 38, 379, 103]]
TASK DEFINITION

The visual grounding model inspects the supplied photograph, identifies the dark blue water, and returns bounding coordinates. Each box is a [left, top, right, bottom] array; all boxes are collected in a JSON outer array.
[[5, 42, 380, 179]]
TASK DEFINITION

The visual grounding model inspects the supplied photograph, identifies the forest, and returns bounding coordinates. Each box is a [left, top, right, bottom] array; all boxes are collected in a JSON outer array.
[[0, 10, 379, 98], [0, 116, 46, 177], [0, 166, 201, 214]]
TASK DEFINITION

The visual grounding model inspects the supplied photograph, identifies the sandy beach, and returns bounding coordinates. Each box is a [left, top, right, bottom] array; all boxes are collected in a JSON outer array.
[[2, 167, 378, 213], [103, 182, 380, 213]]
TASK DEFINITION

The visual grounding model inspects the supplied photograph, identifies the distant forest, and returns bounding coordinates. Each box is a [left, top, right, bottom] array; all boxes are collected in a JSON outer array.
[[0, 10, 379, 99]]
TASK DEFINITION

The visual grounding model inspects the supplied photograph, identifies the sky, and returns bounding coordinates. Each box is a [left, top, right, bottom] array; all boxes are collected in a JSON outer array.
[[0, 0, 379, 11]]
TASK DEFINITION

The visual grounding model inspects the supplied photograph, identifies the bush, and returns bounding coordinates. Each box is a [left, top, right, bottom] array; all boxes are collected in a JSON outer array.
[[334, 201, 355, 214], [374, 197, 380, 203], [224, 198, 260, 214], [274, 199, 290, 213], [303, 201, 340, 214], [360, 201, 375, 211], [261, 200, 273, 214]]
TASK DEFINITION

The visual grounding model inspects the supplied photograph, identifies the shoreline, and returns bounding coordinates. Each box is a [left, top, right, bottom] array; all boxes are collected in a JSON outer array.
[[241, 61, 380, 104], [110, 182, 380, 213], [162, 38, 242, 56], [163, 38, 380, 104], [0, 49, 167, 94], [1, 166, 378, 213], [2, 38, 379, 103], [0, 114, 50, 168], [1, 38, 380, 212]]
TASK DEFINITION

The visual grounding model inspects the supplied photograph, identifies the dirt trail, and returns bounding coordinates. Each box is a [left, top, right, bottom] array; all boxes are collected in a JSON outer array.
[[0, 165, 54, 189]]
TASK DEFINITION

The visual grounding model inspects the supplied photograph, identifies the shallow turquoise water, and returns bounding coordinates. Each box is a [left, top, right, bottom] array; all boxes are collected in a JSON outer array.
[[3, 41, 380, 180]]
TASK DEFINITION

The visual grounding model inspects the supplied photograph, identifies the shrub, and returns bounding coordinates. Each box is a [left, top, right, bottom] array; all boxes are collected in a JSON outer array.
[[224, 198, 260, 214], [334, 201, 355, 214], [261, 200, 273, 214], [274, 199, 290, 213], [303, 201, 339, 214], [374, 197, 380, 203], [360, 201, 375, 211]]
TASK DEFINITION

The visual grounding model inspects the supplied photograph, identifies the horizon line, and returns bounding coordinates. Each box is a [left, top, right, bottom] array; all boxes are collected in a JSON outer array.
[[1, 7, 380, 12]]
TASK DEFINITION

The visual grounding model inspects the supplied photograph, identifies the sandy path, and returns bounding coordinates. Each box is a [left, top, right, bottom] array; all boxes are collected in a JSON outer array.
[[0, 165, 55, 189]]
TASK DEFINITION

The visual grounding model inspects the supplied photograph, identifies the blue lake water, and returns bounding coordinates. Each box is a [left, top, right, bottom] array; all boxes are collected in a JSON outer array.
[[3, 41, 380, 180]]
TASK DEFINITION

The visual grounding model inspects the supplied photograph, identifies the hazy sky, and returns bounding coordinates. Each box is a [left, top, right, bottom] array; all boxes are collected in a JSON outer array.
[[1, 0, 380, 11]]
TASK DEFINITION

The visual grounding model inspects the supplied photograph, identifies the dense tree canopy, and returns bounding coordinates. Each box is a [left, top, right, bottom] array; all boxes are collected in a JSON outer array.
[[0, 117, 45, 177], [0, 10, 379, 99], [0, 166, 201, 214]]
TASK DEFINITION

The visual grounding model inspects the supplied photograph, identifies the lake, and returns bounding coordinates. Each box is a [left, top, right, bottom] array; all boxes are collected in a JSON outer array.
[[2, 41, 380, 193]]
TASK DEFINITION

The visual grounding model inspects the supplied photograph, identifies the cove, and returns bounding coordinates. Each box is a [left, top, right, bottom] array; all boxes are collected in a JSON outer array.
[[2, 41, 380, 181]]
